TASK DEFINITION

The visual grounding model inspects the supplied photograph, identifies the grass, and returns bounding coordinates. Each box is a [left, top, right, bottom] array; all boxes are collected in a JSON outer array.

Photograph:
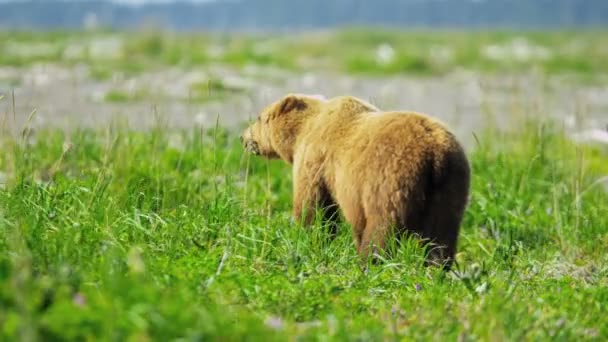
[[102, 78, 245, 103], [188, 78, 247, 103], [103, 89, 143, 103], [1, 29, 608, 78], [0, 117, 607, 340]]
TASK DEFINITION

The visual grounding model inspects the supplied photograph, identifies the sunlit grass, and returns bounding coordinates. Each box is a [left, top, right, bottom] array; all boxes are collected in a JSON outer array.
[[1, 117, 607, 340]]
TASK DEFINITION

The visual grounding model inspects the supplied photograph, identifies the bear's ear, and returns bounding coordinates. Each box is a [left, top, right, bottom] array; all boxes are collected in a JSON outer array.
[[275, 95, 308, 117]]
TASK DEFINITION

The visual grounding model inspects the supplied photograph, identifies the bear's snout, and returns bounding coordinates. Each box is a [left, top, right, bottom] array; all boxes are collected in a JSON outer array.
[[244, 140, 260, 155], [241, 130, 260, 155]]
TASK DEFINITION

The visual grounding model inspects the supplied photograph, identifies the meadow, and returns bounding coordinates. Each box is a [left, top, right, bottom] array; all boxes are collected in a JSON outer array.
[[2, 29, 608, 78], [1, 29, 608, 341]]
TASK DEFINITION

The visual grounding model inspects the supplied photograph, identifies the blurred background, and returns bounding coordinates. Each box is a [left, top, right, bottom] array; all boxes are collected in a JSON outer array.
[[2, 0, 608, 30], [1, 0, 607, 146]]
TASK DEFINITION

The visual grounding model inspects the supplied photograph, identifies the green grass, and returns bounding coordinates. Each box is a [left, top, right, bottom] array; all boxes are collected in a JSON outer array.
[[0, 119, 607, 340], [102, 78, 245, 103], [103, 89, 140, 103], [187, 78, 247, 103], [2, 29, 608, 78]]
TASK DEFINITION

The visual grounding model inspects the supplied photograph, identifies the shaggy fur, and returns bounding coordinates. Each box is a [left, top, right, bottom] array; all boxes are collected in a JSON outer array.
[[241, 94, 470, 268]]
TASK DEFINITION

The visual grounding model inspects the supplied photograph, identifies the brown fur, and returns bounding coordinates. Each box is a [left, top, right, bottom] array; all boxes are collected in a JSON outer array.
[[241, 94, 470, 269]]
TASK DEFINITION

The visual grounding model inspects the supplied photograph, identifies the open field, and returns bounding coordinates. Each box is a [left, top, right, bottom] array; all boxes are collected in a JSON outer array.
[[1, 29, 608, 340]]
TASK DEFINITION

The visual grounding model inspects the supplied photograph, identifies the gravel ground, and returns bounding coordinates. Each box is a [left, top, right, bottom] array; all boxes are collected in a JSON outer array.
[[1, 63, 607, 148]]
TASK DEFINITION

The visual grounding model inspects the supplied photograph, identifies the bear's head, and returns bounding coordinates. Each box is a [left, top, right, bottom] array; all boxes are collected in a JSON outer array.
[[241, 94, 324, 163]]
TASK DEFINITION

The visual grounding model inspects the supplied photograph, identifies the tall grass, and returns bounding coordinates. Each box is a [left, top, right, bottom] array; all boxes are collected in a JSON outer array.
[[1, 118, 607, 340]]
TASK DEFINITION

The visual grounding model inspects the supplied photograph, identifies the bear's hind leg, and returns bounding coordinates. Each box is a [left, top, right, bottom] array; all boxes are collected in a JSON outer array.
[[421, 189, 467, 270], [421, 147, 470, 270]]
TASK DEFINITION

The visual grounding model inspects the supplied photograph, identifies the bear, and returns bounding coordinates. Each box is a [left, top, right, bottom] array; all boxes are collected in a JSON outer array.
[[241, 93, 470, 269]]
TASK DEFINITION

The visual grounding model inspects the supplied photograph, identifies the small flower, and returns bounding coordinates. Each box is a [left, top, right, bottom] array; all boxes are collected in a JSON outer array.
[[375, 43, 395, 66], [72, 292, 86, 307], [265, 316, 284, 331], [194, 112, 209, 127]]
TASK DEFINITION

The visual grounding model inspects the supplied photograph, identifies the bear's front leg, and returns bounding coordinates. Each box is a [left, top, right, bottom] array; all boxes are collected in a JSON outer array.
[[292, 176, 324, 226], [292, 164, 336, 228]]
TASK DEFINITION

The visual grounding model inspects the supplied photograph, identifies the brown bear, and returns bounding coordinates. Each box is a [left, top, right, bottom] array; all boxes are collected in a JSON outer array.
[[241, 93, 470, 269]]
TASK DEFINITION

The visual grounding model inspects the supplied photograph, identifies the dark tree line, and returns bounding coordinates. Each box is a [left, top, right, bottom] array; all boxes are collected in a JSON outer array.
[[1, 0, 607, 31]]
